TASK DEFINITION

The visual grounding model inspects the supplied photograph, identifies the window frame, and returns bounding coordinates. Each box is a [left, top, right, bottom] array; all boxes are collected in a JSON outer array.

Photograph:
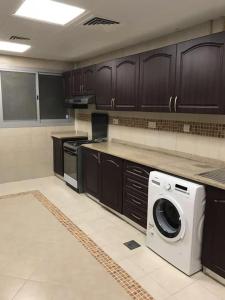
[[0, 67, 73, 128]]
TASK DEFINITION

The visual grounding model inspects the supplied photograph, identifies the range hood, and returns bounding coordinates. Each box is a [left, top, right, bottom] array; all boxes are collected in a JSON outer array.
[[65, 95, 95, 109]]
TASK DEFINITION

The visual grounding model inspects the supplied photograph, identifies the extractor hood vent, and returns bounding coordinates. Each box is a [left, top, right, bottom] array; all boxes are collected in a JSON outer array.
[[9, 35, 31, 41], [83, 17, 119, 26]]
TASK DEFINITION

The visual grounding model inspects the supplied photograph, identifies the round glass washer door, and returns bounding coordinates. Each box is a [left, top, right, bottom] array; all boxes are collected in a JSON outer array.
[[153, 198, 184, 240]]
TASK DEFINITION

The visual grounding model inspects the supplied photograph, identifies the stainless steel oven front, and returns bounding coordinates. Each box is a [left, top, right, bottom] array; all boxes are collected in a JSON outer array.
[[64, 146, 78, 190]]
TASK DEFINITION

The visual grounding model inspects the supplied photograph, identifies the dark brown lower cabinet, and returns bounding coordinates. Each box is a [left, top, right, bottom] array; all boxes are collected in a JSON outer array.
[[123, 161, 152, 228], [82, 148, 101, 199], [100, 153, 123, 213], [202, 186, 225, 279]]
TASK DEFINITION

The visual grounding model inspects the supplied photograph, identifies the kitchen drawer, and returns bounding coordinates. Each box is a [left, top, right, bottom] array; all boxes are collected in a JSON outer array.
[[124, 175, 148, 197], [124, 189, 148, 212], [123, 203, 147, 228], [124, 161, 151, 182]]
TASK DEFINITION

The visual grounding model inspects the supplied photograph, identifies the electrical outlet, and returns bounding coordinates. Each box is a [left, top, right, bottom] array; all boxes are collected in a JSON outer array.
[[183, 124, 190, 133], [148, 121, 157, 129], [112, 118, 119, 125]]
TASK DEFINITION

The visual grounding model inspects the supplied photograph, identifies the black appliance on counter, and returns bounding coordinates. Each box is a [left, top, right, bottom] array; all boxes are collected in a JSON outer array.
[[64, 113, 108, 192]]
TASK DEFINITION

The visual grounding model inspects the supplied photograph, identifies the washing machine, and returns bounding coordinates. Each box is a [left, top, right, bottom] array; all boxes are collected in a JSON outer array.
[[146, 171, 206, 275]]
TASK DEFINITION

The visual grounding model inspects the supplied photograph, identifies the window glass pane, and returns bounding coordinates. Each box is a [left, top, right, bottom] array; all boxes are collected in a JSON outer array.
[[39, 74, 67, 119], [1, 71, 37, 121]]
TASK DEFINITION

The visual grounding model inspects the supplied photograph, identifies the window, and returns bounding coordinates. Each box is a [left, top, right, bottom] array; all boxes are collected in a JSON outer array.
[[39, 73, 67, 120], [1, 71, 37, 121], [0, 69, 71, 127]]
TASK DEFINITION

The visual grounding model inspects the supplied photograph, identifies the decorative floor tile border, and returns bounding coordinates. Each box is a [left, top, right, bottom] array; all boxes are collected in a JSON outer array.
[[77, 112, 225, 138], [1, 191, 154, 300]]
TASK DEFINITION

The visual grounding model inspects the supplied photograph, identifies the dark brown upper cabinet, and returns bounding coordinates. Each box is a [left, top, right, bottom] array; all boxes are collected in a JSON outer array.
[[72, 69, 83, 95], [139, 45, 176, 112], [96, 55, 139, 111], [100, 153, 123, 213], [95, 61, 115, 110], [83, 65, 96, 95], [63, 71, 73, 99], [114, 55, 139, 110], [175, 32, 225, 114]]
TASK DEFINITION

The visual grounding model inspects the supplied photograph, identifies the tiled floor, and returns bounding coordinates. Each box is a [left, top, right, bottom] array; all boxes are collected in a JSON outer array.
[[0, 176, 225, 300]]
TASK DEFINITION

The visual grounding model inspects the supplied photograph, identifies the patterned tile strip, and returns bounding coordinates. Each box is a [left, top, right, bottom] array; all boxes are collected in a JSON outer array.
[[77, 112, 225, 138], [1, 191, 154, 300]]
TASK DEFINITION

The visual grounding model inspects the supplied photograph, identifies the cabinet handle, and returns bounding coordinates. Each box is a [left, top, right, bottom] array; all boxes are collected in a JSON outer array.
[[98, 152, 101, 164], [131, 213, 142, 221], [92, 154, 98, 160], [174, 96, 178, 112], [111, 98, 115, 109], [169, 96, 173, 112], [107, 159, 119, 168], [132, 183, 142, 190], [130, 198, 142, 206], [214, 199, 225, 204], [132, 168, 143, 174]]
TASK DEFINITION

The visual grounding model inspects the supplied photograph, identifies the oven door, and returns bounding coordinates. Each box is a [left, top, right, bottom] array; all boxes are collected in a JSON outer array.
[[64, 148, 78, 189]]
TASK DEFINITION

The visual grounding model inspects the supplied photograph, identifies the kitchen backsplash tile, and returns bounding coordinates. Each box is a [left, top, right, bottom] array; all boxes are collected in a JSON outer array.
[[76, 112, 225, 139]]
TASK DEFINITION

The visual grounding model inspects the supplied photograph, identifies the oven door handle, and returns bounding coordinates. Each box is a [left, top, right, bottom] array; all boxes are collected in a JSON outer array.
[[64, 149, 76, 156]]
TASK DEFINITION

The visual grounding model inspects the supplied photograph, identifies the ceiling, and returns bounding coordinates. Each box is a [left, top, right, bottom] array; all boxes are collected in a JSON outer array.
[[0, 0, 225, 62]]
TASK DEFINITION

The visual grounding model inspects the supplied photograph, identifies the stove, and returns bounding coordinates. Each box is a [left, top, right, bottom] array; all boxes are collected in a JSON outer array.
[[63, 138, 106, 192]]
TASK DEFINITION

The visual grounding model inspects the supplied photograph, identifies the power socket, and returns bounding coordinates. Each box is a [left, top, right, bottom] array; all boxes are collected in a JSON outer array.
[[148, 121, 157, 129], [112, 118, 119, 125], [183, 124, 191, 133]]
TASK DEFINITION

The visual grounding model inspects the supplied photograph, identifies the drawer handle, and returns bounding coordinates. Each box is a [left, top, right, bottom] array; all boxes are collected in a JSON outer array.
[[130, 198, 142, 206], [214, 199, 225, 204], [131, 213, 142, 221], [133, 168, 143, 174], [132, 183, 142, 189]]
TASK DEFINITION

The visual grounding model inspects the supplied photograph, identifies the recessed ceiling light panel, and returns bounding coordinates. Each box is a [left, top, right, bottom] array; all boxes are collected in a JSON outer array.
[[14, 0, 85, 25], [0, 41, 31, 53]]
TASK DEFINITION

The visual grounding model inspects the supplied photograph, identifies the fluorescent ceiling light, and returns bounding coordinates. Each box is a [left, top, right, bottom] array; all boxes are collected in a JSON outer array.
[[14, 0, 85, 25], [0, 41, 31, 53]]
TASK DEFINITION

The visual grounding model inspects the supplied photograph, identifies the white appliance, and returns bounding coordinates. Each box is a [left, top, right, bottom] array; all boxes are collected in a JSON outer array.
[[146, 171, 206, 275]]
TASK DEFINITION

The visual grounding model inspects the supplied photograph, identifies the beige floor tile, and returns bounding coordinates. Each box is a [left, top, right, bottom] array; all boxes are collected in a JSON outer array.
[[118, 257, 147, 280], [149, 265, 194, 294], [13, 280, 83, 300], [138, 273, 170, 300], [0, 275, 25, 300], [166, 282, 222, 300], [195, 272, 225, 300]]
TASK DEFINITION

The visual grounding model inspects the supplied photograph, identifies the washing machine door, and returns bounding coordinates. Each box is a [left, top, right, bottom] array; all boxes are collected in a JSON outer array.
[[152, 197, 185, 242]]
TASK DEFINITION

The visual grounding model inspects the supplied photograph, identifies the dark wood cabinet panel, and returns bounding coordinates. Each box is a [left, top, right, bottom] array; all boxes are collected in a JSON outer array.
[[202, 186, 225, 278], [100, 153, 123, 213], [95, 61, 115, 110], [83, 148, 101, 199], [139, 45, 176, 112], [63, 71, 73, 99], [114, 55, 139, 110], [72, 69, 83, 95], [175, 32, 225, 114], [83, 65, 96, 95]]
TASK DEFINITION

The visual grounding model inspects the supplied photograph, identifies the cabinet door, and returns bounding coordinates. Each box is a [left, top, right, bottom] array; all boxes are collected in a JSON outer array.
[[83, 65, 95, 95], [202, 186, 225, 278], [95, 61, 115, 110], [175, 32, 225, 114], [100, 153, 123, 213], [72, 69, 83, 95], [62, 71, 73, 99], [83, 149, 101, 199], [114, 55, 139, 110], [139, 45, 176, 112]]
